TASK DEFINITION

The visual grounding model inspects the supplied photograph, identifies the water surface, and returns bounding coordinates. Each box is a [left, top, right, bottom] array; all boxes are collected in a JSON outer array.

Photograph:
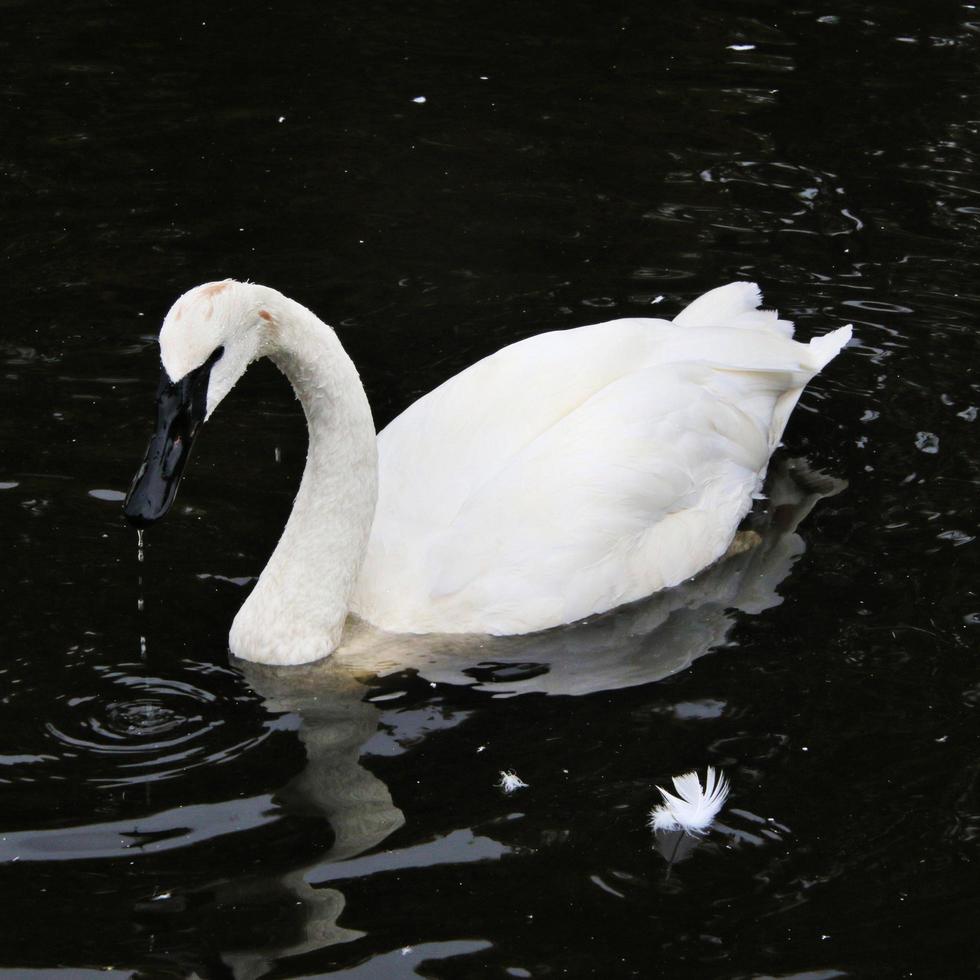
[[1, 0, 978, 976]]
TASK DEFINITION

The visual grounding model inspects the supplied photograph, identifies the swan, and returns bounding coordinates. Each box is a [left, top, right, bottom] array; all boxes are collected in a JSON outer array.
[[123, 279, 851, 666]]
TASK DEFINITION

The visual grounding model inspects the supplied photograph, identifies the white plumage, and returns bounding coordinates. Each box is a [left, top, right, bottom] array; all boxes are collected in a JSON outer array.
[[352, 281, 850, 636], [144, 279, 851, 665], [497, 771, 528, 794], [648, 766, 730, 834]]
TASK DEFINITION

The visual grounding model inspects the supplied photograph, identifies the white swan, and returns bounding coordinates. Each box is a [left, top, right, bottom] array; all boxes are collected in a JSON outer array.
[[124, 279, 851, 665]]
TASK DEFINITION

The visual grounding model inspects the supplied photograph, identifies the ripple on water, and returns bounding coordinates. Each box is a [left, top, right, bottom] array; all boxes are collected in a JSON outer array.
[[39, 661, 273, 788]]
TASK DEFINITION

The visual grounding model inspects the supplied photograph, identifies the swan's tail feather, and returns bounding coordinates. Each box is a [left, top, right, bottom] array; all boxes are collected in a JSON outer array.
[[674, 282, 793, 337], [766, 323, 852, 451], [808, 324, 853, 369]]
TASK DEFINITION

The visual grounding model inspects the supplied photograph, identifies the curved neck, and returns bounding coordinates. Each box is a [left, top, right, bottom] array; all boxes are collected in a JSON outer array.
[[229, 288, 378, 665]]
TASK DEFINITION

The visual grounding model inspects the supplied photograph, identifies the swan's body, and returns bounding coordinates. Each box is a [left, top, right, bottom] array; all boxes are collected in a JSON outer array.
[[125, 279, 850, 665]]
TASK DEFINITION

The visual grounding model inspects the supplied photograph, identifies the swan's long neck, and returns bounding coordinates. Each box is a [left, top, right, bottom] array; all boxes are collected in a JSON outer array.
[[229, 288, 378, 666]]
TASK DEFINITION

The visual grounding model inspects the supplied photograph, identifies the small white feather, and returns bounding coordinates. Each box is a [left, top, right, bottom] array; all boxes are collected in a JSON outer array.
[[497, 770, 528, 793], [648, 766, 729, 835]]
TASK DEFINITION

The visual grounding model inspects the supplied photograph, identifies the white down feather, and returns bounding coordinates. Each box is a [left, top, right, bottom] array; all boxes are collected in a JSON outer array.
[[649, 766, 731, 834]]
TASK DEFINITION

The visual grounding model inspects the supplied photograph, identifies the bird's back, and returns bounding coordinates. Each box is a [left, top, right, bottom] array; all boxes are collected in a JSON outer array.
[[350, 283, 850, 635]]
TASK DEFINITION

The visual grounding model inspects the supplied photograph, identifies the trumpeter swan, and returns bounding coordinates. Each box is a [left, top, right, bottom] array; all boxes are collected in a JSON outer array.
[[124, 279, 850, 665]]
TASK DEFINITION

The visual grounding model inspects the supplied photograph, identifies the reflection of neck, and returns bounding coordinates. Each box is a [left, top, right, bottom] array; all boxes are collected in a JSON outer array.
[[223, 662, 404, 969], [243, 661, 404, 859], [229, 289, 378, 665]]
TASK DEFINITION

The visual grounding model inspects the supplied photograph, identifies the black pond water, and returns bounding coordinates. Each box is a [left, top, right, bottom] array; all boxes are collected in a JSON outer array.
[[1, 1, 978, 977]]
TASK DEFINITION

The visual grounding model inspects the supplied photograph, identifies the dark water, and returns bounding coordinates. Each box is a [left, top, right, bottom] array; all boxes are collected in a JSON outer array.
[[2, 0, 978, 976]]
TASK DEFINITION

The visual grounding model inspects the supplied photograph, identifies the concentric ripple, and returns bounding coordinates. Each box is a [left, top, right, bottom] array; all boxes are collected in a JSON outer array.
[[42, 661, 272, 787]]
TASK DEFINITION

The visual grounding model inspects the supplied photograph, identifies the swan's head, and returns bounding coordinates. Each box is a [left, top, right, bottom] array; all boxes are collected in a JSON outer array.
[[124, 279, 268, 527], [158, 280, 269, 417]]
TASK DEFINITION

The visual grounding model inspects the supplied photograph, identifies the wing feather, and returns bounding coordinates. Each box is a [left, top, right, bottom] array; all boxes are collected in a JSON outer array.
[[352, 307, 847, 634]]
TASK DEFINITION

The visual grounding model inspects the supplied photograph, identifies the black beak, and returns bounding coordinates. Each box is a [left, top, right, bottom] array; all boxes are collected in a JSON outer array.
[[123, 347, 223, 528]]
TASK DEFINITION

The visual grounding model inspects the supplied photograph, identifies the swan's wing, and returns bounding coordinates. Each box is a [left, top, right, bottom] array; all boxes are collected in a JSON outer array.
[[418, 363, 771, 633], [372, 317, 676, 530], [354, 299, 850, 635], [371, 313, 847, 534]]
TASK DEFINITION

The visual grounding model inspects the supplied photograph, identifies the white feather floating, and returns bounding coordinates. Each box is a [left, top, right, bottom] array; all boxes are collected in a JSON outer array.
[[648, 767, 729, 835], [497, 770, 528, 794]]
